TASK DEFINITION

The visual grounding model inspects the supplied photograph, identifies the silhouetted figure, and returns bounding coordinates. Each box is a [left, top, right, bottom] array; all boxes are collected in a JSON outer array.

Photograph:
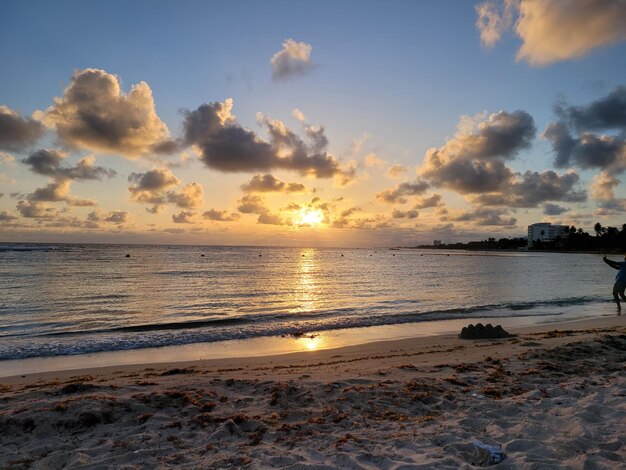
[[603, 255, 626, 311], [125, 254, 130, 258]]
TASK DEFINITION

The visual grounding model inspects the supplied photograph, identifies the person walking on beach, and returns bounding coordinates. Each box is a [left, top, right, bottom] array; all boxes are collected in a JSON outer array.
[[602, 255, 626, 311]]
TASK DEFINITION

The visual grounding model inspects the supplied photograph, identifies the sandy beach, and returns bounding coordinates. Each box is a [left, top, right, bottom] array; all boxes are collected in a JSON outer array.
[[1, 315, 624, 469]]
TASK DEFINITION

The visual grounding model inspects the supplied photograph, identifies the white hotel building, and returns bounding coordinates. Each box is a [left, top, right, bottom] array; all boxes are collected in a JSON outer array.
[[527, 223, 569, 245]]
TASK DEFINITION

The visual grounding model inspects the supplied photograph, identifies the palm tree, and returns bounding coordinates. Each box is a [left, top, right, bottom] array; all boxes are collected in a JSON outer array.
[[594, 222, 604, 237]]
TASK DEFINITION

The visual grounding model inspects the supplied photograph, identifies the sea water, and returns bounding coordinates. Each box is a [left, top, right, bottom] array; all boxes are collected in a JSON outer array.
[[0, 243, 615, 363]]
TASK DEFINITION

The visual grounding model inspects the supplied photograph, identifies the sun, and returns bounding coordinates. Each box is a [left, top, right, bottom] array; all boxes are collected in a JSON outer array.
[[297, 208, 324, 226]]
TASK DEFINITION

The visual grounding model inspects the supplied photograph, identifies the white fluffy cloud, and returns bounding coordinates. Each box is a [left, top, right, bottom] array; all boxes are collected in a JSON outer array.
[[270, 39, 314, 80], [476, 0, 626, 66]]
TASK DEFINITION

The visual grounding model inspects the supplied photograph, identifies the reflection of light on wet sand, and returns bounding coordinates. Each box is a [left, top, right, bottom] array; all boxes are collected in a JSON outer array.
[[297, 335, 324, 351]]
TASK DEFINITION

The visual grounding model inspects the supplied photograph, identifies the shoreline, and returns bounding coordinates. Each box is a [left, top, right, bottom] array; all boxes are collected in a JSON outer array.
[[2, 313, 622, 384], [1, 312, 624, 468], [0, 304, 616, 379]]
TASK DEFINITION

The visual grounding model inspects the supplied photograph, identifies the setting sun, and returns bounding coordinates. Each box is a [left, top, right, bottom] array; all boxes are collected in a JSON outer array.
[[297, 208, 325, 226]]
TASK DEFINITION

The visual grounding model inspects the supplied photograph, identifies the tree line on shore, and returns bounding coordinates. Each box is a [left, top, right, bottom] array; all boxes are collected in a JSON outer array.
[[416, 223, 626, 252]]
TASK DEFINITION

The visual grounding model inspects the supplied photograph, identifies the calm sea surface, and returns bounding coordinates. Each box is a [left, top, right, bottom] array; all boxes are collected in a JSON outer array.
[[0, 243, 614, 361]]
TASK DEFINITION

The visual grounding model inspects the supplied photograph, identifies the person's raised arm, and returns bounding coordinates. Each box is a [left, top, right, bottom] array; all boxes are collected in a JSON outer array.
[[603, 256, 621, 269]]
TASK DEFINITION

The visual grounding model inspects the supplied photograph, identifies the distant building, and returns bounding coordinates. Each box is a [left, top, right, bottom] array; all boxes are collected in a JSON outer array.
[[527, 223, 569, 245], [433, 240, 442, 246]]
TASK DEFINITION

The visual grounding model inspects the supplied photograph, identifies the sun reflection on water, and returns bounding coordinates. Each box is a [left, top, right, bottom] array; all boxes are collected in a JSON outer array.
[[293, 249, 319, 313], [296, 334, 323, 351]]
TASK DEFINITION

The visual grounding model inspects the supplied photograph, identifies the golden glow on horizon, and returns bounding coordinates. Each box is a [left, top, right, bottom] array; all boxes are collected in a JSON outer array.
[[296, 208, 325, 226]]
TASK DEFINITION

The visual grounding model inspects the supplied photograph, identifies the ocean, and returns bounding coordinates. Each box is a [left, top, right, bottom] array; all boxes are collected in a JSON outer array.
[[0, 243, 615, 363]]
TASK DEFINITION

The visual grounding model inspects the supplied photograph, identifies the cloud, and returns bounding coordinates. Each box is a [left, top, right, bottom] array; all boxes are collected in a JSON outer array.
[[543, 203, 570, 216], [0, 211, 18, 221], [16, 200, 60, 218], [20, 149, 115, 208], [469, 170, 587, 207], [257, 212, 287, 225], [23, 149, 116, 181], [237, 195, 268, 214], [556, 86, 626, 132], [376, 180, 430, 204], [0, 151, 17, 166], [589, 172, 626, 212], [172, 211, 196, 224], [270, 39, 314, 80], [475, 0, 516, 48], [516, 0, 626, 66], [413, 194, 443, 209], [476, 0, 626, 66], [182, 99, 347, 179], [166, 183, 204, 209], [392, 209, 419, 219], [40, 68, 170, 157], [28, 179, 96, 206], [384, 164, 409, 179], [128, 168, 203, 211], [129, 168, 181, 191], [363, 153, 386, 168], [203, 209, 241, 222], [86, 210, 129, 224], [545, 87, 626, 171], [240, 174, 307, 193], [0, 105, 44, 151], [420, 111, 535, 194], [448, 207, 517, 226]]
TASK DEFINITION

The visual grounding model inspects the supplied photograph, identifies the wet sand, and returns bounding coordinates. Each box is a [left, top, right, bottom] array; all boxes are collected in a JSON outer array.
[[1, 315, 624, 469]]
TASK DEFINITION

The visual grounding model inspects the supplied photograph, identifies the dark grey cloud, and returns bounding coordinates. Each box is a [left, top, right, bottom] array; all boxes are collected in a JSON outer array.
[[237, 195, 268, 214], [421, 111, 534, 195], [543, 122, 577, 168], [128, 169, 203, 211], [87, 210, 130, 224], [449, 207, 517, 226], [23, 149, 116, 181], [413, 194, 443, 209], [27, 180, 96, 207], [556, 86, 626, 132], [151, 139, 181, 155], [165, 183, 204, 209], [545, 122, 625, 170], [203, 209, 241, 222], [104, 211, 128, 224], [376, 180, 430, 204], [392, 209, 419, 219], [240, 174, 307, 193], [457, 111, 536, 160], [543, 203, 570, 215], [128, 168, 180, 191], [545, 87, 626, 171], [0, 105, 44, 151], [172, 211, 195, 224], [257, 212, 286, 225], [423, 157, 514, 194], [42, 68, 170, 157], [181, 100, 347, 179], [0, 211, 17, 221], [16, 200, 60, 218], [470, 170, 586, 208]]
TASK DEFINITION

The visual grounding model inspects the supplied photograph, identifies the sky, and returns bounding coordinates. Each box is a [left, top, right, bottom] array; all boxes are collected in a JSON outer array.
[[1, 0, 626, 247]]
